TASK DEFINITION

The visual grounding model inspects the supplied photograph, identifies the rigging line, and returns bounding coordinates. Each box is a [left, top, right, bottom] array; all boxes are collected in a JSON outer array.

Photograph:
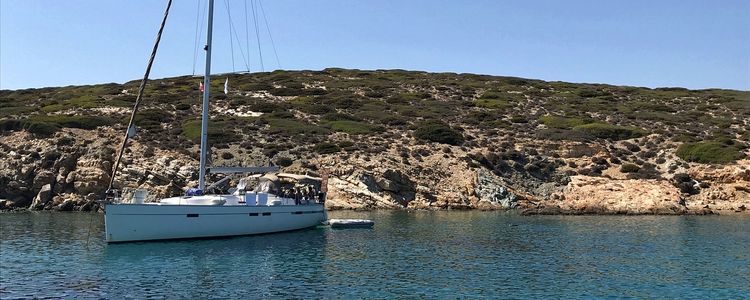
[[251, 0, 264, 71], [193, 0, 208, 76], [244, 0, 251, 72], [258, 0, 281, 69], [225, 0, 251, 72], [224, 0, 236, 73], [108, 0, 173, 192], [193, 0, 201, 76]]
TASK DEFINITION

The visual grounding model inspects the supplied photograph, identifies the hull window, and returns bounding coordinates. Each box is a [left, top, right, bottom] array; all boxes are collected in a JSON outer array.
[[262, 212, 271, 216], [186, 214, 199, 218], [249, 213, 259, 216]]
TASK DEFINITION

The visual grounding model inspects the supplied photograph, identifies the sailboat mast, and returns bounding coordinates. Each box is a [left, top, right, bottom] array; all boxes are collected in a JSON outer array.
[[199, 0, 215, 191]]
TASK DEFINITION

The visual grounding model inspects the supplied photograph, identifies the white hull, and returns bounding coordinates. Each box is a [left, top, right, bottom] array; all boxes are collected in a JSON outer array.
[[104, 203, 327, 243]]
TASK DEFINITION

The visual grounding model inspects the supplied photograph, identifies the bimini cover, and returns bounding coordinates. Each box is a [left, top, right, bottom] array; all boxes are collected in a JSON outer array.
[[253, 180, 278, 194], [277, 173, 322, 185]]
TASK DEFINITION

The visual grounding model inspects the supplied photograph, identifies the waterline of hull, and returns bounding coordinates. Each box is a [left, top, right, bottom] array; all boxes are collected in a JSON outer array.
[[104, 203, 327, 243]]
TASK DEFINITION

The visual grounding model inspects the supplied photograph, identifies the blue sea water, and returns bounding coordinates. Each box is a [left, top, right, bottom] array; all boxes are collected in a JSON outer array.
[[1, 211, 748, 299]]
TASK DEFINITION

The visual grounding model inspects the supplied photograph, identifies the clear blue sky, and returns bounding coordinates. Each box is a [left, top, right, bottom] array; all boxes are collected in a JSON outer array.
[[1, 0, 749, 90]]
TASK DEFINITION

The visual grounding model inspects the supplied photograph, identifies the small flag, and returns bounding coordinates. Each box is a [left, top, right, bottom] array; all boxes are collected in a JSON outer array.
[[223, 77, 229, 94], [199, 82, 205, 92]]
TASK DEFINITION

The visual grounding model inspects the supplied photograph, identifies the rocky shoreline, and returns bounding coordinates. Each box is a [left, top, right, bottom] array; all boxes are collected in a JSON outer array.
[[1, 70, 748, 215], [1, 128, 747, 215]]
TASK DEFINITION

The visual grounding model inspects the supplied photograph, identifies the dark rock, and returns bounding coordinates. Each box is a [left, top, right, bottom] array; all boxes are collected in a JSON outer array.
[[78, 200, 99, 212], [32, 171, 55, 191], [56, 200, 75, 211], [377, 170, 416, 204]]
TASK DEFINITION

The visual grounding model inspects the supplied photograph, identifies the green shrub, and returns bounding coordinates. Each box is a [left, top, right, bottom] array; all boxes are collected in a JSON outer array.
[[479, 91, 503, 99], [364, 90, 386, 98], [268, 111, 295, 119], [0, 119, 23, 132], [66, 95, 103, 108], [229, 98, 248, 108], [239, 83, 273, 91], [324, 120, 379, 134], [175, 102, 192, 110], [577, 89, 610, 98], [131, 109, 169, 130], [0, 106, 37, 117], [275, 157, 294, 167], [462, 111, 509, 129], [319, 92, 364, 110], [182, 120, 238, 144], [536, 128, 593, 141], [572, 123, 646, 140], [338, 140, 356, 151], [386, 92, 430, 104], [321, 113, 361, 122], [354, 108, 405, 125], [266, 118, 329, 136], [40, 104, 66, 112], [676, 141, 744, 164], [474, 98, 510, 109], [248, 101, 289, 113], [25, 122, 60, 136], [64, 116, 113, 129], [290, 97, 333, 115], [29, 115, 114, 130], [269, 87, 304, 96], [539, 115, 592, 129], [314, 142, 340, 154], [620, 163, 640, 173], [510, 115, 528, 123], [301, 88, 328, 96], [414, 120, 464, 145]]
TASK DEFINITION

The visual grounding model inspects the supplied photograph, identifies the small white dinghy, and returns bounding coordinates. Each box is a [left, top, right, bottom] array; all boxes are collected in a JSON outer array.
[[328, 219, 374, 229]]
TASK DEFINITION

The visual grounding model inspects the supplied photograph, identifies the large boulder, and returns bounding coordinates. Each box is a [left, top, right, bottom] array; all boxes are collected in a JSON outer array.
[[32, 171, 55, 191], [29, 183, 53, 210], [539, 175, 686, 214], [684, 159, 750, 213], [71, 158, 111, 195], [324, 170, 404, 210], [474, 169, 518, 209], [376, 170, 416, 206], [56, 199, 75, 211]]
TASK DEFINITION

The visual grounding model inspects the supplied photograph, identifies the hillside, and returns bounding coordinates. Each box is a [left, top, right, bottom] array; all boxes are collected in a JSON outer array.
[[1, 69, 749, 214]]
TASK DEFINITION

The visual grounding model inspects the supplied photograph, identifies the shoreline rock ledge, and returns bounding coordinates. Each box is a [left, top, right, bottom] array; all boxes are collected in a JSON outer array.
[[0, 128, 748, 215]]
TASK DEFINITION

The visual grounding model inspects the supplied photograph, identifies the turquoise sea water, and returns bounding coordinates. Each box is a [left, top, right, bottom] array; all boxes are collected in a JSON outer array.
[[1, 211, 749, 299]]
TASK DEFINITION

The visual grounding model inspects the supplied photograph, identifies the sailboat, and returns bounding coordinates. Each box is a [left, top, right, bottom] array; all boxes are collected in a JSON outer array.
[[102, 0, 327, 243]]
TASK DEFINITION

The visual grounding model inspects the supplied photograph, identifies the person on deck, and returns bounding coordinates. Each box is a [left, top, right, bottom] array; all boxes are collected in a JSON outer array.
[[294, 188, 301, 205]]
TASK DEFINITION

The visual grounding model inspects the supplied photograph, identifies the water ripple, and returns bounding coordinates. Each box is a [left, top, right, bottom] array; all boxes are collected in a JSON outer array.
[[1, 211, 749, 298]]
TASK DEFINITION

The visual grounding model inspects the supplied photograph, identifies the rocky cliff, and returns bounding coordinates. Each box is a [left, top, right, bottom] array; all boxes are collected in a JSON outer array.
[[1, 69, 748, 214]]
